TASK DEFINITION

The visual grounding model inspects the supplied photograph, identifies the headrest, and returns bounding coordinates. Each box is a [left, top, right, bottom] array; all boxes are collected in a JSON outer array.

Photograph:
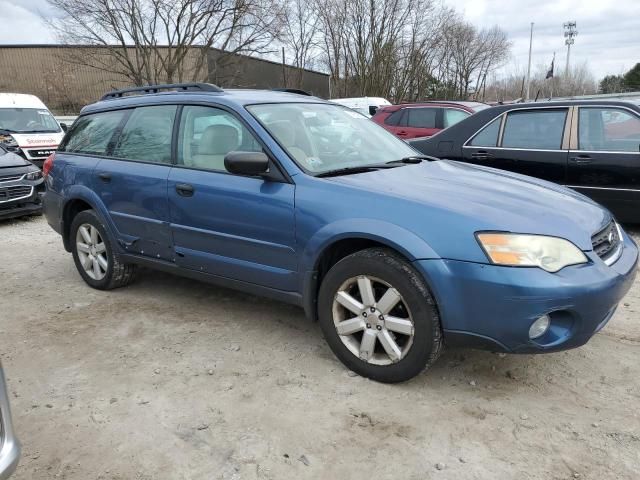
[[198, 125, 239, 155]]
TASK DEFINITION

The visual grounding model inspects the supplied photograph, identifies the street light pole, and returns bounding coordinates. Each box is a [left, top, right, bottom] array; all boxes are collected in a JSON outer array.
[[526, 22, 534, 101], [563, 21, 578, 76]]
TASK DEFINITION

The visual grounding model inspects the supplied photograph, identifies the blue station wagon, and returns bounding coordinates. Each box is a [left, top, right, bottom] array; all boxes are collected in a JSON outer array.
[[43, 83, 638, 383]]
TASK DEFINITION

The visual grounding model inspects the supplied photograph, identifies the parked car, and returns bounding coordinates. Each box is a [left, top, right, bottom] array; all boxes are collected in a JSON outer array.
[[0, 362, 20, 479], [0, 145, 45, 221], [372, 101, 490, 139], [43, 83, 638, 383], [408, 100, 640, 223], [330, 97, 391, 117], [0, 93, 66, 168]]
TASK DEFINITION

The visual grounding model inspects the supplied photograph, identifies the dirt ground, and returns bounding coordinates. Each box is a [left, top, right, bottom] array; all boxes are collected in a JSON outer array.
[[0, 216, 638, 480]]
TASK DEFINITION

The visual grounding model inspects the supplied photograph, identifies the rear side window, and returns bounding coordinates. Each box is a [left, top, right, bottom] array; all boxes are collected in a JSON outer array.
[[61, 110, 126, 155], [502, 109, 568, 150], [469, 116, 501, 147], [112, 105, 177, 163], [406, 108, 437, 128], [444, 108, 470, 128], [384, 110, 405, 126]]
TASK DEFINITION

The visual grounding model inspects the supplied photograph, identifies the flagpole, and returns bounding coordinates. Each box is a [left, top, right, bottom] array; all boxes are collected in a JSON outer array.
[[526, 22, 534, 101]]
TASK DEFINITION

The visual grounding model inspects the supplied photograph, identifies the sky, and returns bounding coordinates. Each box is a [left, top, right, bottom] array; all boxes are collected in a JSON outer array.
[[455, 0, 640, 79], [1, 0, 639, 80]]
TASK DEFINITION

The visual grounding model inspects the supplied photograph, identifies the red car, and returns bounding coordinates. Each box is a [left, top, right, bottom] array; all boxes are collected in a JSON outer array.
[[372, 101, 490, 140]]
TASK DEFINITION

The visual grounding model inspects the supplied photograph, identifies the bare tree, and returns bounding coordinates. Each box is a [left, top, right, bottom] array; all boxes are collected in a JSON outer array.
[[46, 0, 283, 86], [278, 0, 321, 88]]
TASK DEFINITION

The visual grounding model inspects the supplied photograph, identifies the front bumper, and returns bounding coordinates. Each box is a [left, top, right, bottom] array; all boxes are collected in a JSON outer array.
[[0, 183, 44, 221], [0, 368, 20, 479], [415, 230, 638, 353]]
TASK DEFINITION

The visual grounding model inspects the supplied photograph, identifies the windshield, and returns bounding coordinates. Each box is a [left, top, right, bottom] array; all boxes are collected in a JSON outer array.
[[247, 103, 419, 174], [0, 108, 61, 133]]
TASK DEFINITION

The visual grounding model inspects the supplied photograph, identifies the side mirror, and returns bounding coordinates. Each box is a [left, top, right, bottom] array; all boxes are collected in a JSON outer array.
[[369, 106, 379, 116], [60, 123, 68, 132], [224, 151, 270, 177]]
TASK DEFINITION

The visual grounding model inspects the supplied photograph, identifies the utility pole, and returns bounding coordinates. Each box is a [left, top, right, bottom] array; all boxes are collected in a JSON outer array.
[[526, 22, 534, 101], [563, 21, 578, 76]]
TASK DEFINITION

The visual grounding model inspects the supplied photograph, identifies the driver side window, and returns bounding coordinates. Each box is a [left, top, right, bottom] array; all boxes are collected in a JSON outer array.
[[178, 105, 262, 172]]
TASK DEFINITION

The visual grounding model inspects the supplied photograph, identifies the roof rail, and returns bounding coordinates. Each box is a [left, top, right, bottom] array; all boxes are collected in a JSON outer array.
[[271, 88, 312, 96], [100, 83, 223, 101]]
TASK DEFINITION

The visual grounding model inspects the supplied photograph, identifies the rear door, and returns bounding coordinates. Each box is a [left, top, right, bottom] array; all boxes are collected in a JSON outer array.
[[464, 108, 570, 183], [93, 105, 177, 260], [567, 106, 640, 221], [167, 105, 297, 291], [402, 107, 440, 139]]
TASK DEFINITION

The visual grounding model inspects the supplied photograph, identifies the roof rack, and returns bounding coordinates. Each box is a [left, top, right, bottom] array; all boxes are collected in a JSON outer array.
[[271, 88, 312, 96], [100, 83, 223, 101]]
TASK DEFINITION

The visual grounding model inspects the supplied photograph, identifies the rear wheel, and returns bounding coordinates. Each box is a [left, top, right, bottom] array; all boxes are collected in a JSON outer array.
[[318, 248, 442, 383], [70, 210, 136, 290]]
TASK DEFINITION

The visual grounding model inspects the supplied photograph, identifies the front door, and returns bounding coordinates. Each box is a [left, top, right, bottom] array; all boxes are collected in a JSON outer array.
[[567, 106, 640, 222], [167, 105, 297, 291], [93, 105, 177, 260]]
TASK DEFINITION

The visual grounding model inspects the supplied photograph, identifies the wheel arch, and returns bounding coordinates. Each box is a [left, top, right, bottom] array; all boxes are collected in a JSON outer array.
[[301, 219, 440, 321], [61, 186, 116, 252]]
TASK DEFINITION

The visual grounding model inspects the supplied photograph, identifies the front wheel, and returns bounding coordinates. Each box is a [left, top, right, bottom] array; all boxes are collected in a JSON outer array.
[[318, 248, 442, 383], [70, 210, 137, 290]]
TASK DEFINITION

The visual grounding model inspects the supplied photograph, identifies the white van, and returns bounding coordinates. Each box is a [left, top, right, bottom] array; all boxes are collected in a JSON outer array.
[[330, 97, 392, 117], [0, 93, 65, 168]]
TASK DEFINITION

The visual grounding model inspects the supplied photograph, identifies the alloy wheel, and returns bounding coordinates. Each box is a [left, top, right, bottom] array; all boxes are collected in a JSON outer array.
[[75, 223, 108, 281], [332, 275, 415, 366]]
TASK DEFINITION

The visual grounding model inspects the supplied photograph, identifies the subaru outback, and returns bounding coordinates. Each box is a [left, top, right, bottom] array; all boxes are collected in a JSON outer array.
[[43, 83, 638, 383]]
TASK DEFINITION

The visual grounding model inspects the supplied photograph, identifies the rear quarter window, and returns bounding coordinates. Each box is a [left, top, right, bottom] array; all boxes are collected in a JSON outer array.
[[60, 110, 126, 155]]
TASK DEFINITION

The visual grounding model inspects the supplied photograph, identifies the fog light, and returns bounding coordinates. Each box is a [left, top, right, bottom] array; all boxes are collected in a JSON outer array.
[[529, 314, 550, 339]]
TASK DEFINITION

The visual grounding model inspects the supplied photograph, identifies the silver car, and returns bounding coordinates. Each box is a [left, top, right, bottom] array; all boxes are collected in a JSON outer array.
[[0, 363, 19, 478]]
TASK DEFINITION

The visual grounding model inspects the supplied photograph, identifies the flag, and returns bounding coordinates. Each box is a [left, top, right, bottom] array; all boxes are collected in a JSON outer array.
[[546, 55, 555, 79]]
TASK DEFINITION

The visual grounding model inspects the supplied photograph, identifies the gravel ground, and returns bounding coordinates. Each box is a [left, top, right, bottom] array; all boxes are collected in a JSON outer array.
[[1, 216, 639, 480]]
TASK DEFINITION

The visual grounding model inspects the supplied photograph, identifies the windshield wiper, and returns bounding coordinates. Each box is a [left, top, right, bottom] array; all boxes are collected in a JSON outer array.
[[0, 128, 17, 134], [386, 155, 434, 165], [315, 164, 401, 178]]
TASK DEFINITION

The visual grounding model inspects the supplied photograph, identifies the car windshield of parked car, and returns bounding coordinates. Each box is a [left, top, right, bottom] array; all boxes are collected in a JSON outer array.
[[247, 103, 419, 174], [0, 108, 61, 133]]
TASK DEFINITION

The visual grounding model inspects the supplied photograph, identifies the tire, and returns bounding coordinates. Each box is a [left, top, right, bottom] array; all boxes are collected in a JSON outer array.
[[70, 209, 137, 290], [318, 247, 442, 383]]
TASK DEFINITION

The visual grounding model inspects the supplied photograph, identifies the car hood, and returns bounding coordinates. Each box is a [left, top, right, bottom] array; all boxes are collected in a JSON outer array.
[[0, 150, 30, 168], [329, 160, 610, 251], [10, 132, 64, 149]]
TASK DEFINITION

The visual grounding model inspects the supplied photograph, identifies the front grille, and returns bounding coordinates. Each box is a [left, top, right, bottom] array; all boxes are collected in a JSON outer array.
[[26, 148, 57, 159], [592, 220, 622, 265], [0, 185, 33, 203], [0, 174, 24, 183]]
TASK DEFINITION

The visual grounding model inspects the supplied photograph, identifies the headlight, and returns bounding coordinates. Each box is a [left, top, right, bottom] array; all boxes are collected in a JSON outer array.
[[25, 170, 43, 181], [0, 134, 18, 147], [476, 233, 588, 272]]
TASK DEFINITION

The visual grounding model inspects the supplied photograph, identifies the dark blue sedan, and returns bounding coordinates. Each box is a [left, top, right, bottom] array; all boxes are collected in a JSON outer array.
[[42, 84, 638, 382]]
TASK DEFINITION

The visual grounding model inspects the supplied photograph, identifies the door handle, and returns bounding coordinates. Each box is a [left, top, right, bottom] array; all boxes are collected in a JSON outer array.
[[397, 131, 408, 136], [471, 151, 493, 160], [98, 172, 111, 182], [175, 183, 194, 197], [569, 155, 593, 165]]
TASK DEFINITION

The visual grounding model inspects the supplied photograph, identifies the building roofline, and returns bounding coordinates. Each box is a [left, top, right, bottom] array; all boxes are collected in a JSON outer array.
[[0, 44, 330, 77]]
